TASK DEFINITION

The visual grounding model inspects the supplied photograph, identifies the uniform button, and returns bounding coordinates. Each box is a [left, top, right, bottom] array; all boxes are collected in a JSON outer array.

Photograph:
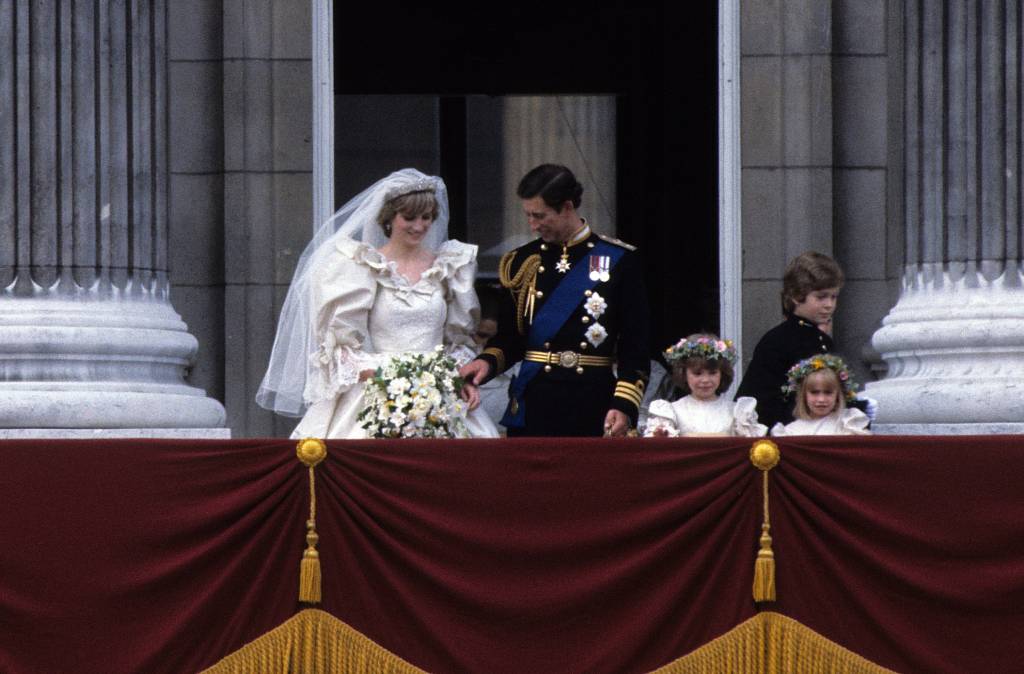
[[584, 289, 592, 297], [576, 366, 584, 375], [587, 242, 595, 248], [540, 243, 548, 251], [544, 342, 551, 349], [538, 266, 545, 273], [580, 342, 588, 350], [582, 316, 590, 324], [535, 290, 544, 298], [544, 365, 552, 373]]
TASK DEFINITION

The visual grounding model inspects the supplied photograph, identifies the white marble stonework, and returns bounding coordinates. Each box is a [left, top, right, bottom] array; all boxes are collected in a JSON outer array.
[[0, 428, 230, 440], [0, 2, 227, 435], [0, 290, 227, 432], [867, 1, 1024, 434], [866, 266, 1024, 434]]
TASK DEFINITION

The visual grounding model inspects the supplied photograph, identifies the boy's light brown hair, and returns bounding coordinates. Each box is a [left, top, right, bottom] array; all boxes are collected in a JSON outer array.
[[781, 251, 845, 314]]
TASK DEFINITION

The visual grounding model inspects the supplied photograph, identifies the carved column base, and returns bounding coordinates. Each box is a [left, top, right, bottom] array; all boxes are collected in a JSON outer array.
[[866, 265, 1024, 433], [0, 290, 226, 430]]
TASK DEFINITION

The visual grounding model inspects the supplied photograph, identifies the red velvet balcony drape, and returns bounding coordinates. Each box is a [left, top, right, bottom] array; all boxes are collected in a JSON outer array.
[[1, 436, 1023, 674]]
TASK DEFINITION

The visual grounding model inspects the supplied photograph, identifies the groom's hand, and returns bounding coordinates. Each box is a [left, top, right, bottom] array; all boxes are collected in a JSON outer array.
[[459, 359, 491, 386], [603, 409, 629, 437]]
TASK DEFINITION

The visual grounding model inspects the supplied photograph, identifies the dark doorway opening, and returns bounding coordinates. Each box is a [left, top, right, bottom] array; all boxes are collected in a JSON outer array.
[[334, 1, 719, 359]]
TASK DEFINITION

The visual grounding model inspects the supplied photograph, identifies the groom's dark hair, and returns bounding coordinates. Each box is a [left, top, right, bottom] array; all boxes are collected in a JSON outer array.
[[517, 164, 583, 212]]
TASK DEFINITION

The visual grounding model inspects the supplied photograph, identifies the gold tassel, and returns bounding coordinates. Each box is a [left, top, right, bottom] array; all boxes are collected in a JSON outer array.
[[296, 438, 328, 604], [749, 439, 780, 603], [299, 522, 322, 603], [753, 520, 775, 602]]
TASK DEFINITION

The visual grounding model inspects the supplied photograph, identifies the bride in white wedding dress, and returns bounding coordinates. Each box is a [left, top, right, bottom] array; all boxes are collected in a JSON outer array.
[[256, 168, 499, 439]]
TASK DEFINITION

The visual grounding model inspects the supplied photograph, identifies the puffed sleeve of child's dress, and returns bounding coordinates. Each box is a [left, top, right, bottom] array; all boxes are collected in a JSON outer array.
[[839, 407, 872, 435], [303, 236, 379, 405], [434, 239, 482, 367], [642, 399, 681, 437], [732, 396, 768, 437]]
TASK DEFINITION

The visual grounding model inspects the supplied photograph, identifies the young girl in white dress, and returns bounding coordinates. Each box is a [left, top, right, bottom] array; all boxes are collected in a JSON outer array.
[[256, 168, 499, 439], [643, 333, 766, 437], [770, 354, 871, 436]]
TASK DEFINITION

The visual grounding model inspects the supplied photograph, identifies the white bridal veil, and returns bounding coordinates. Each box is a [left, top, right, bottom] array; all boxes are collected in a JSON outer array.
[[255, 168, 451, 416]]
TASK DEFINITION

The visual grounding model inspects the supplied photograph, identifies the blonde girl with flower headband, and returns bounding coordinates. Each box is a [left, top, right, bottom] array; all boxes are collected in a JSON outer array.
[[643, 333, 767, 437], [769, 354, 871, 436]]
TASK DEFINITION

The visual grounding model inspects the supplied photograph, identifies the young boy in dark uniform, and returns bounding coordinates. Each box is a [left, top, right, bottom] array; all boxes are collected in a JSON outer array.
[[735, 251, 846, 428]]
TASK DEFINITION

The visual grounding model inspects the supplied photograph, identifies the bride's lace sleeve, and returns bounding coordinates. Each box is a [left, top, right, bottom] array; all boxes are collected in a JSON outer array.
[[303, 240, 379, 404], [437, 240, 481, 366]]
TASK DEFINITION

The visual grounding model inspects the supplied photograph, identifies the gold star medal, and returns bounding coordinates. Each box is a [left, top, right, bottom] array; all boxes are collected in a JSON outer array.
[[555, 244, 571, 273]]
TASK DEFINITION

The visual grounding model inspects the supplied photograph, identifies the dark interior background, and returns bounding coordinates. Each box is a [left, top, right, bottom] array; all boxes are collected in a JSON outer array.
[[334, 1, 718, 362]]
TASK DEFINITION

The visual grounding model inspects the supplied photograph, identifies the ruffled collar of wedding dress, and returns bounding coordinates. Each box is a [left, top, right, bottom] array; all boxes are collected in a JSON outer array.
[[334, 235, 476, 290]]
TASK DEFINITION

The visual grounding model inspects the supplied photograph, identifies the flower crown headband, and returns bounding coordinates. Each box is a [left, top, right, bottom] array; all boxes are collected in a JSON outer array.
[[782, 354, 859, 402], [664, 336, 737, 365]]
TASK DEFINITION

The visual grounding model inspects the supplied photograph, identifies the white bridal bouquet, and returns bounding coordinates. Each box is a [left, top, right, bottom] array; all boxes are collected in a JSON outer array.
[[358, 346, 470, 438]]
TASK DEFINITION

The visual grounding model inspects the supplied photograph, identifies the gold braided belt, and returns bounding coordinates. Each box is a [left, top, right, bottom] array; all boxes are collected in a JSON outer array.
[[524, 350, 613, 371]]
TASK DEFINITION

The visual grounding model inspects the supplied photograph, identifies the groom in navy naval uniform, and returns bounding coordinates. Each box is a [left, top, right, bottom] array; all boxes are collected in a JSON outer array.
[[461, 164, 650, 437]]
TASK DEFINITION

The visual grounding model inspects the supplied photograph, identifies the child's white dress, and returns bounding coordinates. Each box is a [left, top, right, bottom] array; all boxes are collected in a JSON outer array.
[[643, 395, 767, 437], [769, 408, 871, 436]]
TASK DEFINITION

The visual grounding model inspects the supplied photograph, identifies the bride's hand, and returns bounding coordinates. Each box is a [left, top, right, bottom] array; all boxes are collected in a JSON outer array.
[[358, 369, 375, 382], [460, 382, 481, 410]]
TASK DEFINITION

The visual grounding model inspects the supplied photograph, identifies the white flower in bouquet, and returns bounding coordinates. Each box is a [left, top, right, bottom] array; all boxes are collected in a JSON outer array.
[[358, 347, 470, 438], [387, 377, 411, 397]]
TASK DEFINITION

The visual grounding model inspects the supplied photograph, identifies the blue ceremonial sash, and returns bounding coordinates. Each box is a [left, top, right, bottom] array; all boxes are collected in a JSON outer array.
[[501, 241, 625, 428]]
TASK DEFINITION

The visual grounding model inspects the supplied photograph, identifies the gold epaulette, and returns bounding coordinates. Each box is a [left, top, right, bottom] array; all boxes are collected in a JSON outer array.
[[596, 232, 637, 251], [499, 249, 541, 335]]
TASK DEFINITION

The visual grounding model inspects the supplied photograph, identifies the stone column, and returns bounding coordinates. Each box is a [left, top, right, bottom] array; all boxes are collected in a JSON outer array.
[[0, 1, 225, 434], [867, 0, 1024, 433]]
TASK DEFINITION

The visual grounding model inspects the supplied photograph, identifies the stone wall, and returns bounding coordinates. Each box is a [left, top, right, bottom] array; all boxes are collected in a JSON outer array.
[[169, 1, 312, 437], [739, 0, 903, 385]]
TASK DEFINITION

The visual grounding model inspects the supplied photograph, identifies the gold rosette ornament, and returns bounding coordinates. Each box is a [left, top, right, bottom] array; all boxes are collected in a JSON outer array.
[[296, 438, 328, 603], [750, 439, 780, 602]]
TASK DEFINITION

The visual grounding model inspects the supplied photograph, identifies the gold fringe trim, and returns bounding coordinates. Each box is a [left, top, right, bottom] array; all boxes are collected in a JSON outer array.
[[648, 612, 897, 674], [749, 439, 780, 603], [297, 438, 328, 604], [199, 609, 428, 674]]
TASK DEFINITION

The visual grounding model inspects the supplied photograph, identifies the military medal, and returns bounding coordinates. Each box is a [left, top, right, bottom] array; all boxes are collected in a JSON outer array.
[[556, 245, 571, 273], [589, 255, 611, 282]]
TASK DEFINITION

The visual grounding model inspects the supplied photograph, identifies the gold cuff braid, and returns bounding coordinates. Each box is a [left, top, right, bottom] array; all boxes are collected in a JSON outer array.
[[614, 381, 643, 408], [482, 347, 505, 374]]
